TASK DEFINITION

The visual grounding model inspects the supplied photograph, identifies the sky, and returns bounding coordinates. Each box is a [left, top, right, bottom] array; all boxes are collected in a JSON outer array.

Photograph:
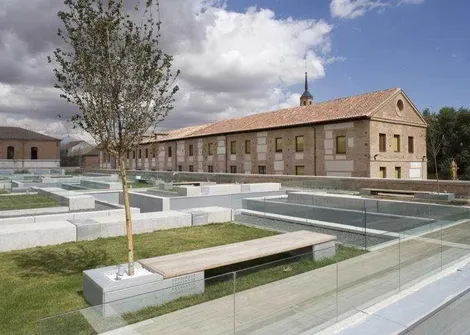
[[0, 0, 469, 141]]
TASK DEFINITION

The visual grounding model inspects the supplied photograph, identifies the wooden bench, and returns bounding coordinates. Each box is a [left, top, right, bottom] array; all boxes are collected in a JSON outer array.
[[139, 230, 336, 279]]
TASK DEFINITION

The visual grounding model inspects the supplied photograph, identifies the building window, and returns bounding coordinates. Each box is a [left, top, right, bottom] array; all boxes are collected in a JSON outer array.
[[397, 99, 404, 112], [408, 136, 414, 154], [395, 167, 401, 179], [275, 138, 283, 152], [189, 165, 194, 172], [208, 165, 214, 173], [258, 166, 266, 174], [168, 146, 172, 157], [189, 144, 194, 157], [245, 140, 251, 154], [7, 146, 14, 160], [30, 147, 38, 160], [379, 133, 386, 152], [132, 151, 136, 159], [379, 167, 386, 178], [230, 141, 236, 155], [336, 136, 346, 154], [152, 147, 156, 158], [145, 148, 148, 159], [208, 143, 214, 156], [295, 136, 304, 152], [139, 149, 142, 159], [178, 165, 182, 171], [393, 135, 401, 152], [127, 152, 130, 159], [295, 166, 305, 175], [230, 165, 237, 173]]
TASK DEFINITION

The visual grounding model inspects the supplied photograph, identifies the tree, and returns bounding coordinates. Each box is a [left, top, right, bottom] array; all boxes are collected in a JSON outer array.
[[427, 117, 444, 192], [49, 0, 179, 275]]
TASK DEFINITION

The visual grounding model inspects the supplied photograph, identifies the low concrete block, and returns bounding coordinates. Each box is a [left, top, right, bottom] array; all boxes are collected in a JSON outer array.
[[241, 183, 281, 193], [34, 213, 75, 223], [0, 220, 77, 252], [415, 192, 455, 201], [73, 211, 192, 240], [68, 195, 95, 211], [201, 184, 242, 196], [0, 216, 35, 225], [313, 241, 336, 261], [83, 263, 204, 316], [181, 206, 232, 226]]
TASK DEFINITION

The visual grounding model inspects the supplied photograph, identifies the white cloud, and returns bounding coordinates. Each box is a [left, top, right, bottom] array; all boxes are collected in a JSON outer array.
[[1, 0, 338, 139], [330, 0, 424, 19]]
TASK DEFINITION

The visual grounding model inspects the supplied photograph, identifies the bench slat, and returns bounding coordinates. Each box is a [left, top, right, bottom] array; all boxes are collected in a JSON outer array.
[[138, 230, 336, 278]]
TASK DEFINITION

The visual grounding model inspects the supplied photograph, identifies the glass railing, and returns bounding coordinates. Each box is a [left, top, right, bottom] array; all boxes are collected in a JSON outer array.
[[40, 188, 470, 334]]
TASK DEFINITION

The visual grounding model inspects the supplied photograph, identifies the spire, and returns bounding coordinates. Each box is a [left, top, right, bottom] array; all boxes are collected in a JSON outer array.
[[300, 62, 313, 106], [304, 71, 308, 91]]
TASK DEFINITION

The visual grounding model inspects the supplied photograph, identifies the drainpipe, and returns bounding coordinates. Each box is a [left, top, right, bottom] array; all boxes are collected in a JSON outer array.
[[225, 136, 228, 173], [313, 127, 317, 176]]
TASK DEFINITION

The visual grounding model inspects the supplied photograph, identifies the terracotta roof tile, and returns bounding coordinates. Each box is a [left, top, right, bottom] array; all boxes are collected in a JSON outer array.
[[189, 87, 399, 138], [139, 87, 399, 144]]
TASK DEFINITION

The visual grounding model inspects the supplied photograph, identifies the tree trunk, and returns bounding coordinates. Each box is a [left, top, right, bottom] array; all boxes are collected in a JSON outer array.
[[434, 155, 440, 193], [119, 156, 135, 276]]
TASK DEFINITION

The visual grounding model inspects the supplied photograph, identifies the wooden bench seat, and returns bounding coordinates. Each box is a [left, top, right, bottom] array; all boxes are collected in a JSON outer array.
[[139, 230, 336, 279]]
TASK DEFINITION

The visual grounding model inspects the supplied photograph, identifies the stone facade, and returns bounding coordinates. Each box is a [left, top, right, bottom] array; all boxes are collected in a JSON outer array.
[[100, 89, 427, 179]]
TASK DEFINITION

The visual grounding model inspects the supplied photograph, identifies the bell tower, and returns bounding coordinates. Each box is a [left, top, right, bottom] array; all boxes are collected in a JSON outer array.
[[300, 71, 313, 106]]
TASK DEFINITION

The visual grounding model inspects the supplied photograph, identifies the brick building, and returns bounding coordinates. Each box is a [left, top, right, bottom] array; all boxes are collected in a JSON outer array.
[[0, 127, 60, 170], [101, 80, 427, 179]]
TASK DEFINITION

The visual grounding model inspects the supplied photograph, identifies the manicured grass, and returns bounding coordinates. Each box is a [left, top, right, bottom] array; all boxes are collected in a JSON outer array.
[[0, 223, 366, 334], [0, 194, 58, 211], [0, 224, 275, 334]]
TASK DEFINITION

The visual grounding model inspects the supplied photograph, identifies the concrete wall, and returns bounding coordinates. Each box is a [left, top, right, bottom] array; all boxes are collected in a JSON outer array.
[[90, 169, 470, 196], [119, 189, 286, 213]]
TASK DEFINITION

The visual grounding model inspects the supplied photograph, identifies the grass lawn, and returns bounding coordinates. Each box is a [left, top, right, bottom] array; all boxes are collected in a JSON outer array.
[[0, 194, 58, 211], [0, 223, 365, 334], [0, 189, 9, 194]]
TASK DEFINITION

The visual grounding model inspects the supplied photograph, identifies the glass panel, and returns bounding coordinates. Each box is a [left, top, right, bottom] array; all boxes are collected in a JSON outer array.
[[40, 273, 235, 335], [234, 248, 338, 334]]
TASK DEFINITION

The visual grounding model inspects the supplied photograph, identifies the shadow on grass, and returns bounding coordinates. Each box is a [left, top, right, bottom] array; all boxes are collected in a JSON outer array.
[[14, 245, 111, 277]]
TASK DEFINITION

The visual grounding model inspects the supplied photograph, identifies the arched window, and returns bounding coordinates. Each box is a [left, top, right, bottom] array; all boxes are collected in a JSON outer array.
[[7, 146, 14, 160], [31, 147, 38, 160]]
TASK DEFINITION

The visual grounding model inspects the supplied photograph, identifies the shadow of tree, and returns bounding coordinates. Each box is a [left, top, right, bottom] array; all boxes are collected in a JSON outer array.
[[14, 245, 112, 277]]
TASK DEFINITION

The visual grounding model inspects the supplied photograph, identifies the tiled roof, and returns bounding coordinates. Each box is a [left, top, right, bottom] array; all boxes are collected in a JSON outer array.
[[188, 87, 400, 138], [137, 87, 400, 144], [142, 124, 214, 144], [0, 127, 60, 141]]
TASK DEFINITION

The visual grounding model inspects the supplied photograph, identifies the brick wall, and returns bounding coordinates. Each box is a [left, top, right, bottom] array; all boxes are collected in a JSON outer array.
[[0, 140, 59, 160]]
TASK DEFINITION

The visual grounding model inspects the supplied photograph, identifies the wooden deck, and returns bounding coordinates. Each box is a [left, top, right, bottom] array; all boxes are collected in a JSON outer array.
[[139, 230, 336, 278]]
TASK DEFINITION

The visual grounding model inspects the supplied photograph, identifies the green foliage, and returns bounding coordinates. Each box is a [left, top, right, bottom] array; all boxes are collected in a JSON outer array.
[[49, 0, 179, 158], [426, 107, 470, 179]]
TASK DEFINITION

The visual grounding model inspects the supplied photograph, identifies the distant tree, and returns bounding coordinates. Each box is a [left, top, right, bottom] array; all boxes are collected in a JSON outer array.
[[49, 0, 179, 275], [427, 117, 444, 192]]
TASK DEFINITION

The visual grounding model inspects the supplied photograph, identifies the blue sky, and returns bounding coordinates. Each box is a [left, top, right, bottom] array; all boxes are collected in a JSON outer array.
[[228, 0, 470, 112]]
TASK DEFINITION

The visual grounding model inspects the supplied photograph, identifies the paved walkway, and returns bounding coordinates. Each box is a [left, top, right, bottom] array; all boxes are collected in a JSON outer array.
[[103, 221, 470, 335]]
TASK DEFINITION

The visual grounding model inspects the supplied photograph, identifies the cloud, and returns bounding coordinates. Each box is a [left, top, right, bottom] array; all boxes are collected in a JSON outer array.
[[0, 0, 336, 140], [330, 0, 424, 19]]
